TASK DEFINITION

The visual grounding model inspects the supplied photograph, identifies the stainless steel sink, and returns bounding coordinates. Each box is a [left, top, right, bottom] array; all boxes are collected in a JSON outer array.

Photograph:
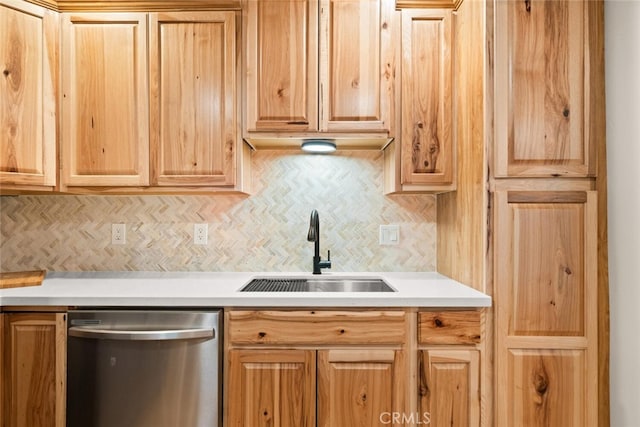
[[239, 277, 396, 292]]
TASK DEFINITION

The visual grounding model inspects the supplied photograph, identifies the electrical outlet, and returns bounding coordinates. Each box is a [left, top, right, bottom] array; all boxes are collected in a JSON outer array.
[[194, 223, 208, 245], [379, 224, 400, 245], [112, 223, 126, 245]]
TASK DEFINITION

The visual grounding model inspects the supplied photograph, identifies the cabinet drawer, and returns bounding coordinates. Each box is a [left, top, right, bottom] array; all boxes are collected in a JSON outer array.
[[418, 311, 481, 345], [228, 310, 407, 345]]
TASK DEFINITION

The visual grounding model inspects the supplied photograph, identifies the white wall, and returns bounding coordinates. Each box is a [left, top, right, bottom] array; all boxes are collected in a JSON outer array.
[[605, 1, 640, 426]]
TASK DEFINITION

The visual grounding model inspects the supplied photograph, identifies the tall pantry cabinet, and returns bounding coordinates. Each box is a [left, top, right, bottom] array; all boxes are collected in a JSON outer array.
[[437, 0, 607, 426], [493, 0, 604, 425]]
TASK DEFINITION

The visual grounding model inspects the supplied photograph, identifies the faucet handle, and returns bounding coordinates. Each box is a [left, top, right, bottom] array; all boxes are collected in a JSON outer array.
[[317, 250, 332, 271]]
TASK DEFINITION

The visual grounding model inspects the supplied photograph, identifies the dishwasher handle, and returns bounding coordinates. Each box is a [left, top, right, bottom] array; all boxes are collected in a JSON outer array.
[[68, 326, 215, 341]]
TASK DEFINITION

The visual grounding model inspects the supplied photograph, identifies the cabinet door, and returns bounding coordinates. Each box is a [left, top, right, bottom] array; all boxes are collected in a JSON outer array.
[[149, 11, 237, 186], [317, 349, 405, 427], [494, 191, 598, 426], [227, 349, 316, 427], [245, 0, 318, 132], [1, 313, 66, 427], [61, 13, 149, 187], [0, 0, 56, 189], [400, 9, 453, 186], [419, 349, 479, 427], [319, 0, 395, 133], [494, 0, 594, 177]]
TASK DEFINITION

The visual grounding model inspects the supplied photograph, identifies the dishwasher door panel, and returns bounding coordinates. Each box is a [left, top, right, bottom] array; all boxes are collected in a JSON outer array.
[[67, 310, 220, 427]]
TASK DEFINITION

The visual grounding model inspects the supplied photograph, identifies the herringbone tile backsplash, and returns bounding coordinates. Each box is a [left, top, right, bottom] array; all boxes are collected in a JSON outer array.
[[0, 151, 436, 272]]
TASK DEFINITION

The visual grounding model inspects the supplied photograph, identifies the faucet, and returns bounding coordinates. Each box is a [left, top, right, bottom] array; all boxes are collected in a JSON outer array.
[[307, 209, 331, 274]]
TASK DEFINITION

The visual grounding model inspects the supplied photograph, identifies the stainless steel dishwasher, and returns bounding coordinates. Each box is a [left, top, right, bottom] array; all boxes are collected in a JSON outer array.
[[67, 310, 221, 427]]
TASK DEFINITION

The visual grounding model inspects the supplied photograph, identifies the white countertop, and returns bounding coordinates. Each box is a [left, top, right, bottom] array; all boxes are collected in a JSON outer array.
[[0, 271, 491, 308]]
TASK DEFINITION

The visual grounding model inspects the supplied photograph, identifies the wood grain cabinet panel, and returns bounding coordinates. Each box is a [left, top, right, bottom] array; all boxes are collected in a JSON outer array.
[[226, 310, 409, 427], [0, 0, 57, 190], [494, 191, 598, 427], [496, 191, 596, 338], [383, 7, 454, 193], [245, 0, 395, 136], [1, 312, 66, 427], [149, 11, 237, 186], [61, 12, 149, 187], [505, 349, 587, 427], [320, 0, 394, 133], [400, 9, 453, 186], [494, 0, 595, 177], [245, 0, 318, 132], [419, 349, 479, 427], [228, 310, 406, 345], [418, 311, 481, 345], [317, 349, 403, 427], [227, 349, 316, 427]]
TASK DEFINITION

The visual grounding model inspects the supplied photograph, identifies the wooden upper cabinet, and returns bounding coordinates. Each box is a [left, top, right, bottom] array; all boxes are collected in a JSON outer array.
[[0, 0, 57, 190], [245, 0, 395, 135], [494, 0, 595, 177], [149, 11, 237, 186], [384, 9, 452, 193], [319, 0, 395, 133], [400, 9, 453, 186], [245, 0, 318, 132], [2, 312, 67, 427], [61, 12, 149, 187]]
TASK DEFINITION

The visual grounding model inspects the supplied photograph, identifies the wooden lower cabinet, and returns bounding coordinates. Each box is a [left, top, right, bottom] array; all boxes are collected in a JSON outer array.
[[416, 310, 481, 426], [226, 309, 411, 427], [1, 312, 66, 427], [419, 349, 479, 427], [227, 349, 316, 427], [227, 348, 405, 427], [317, 349, 404, 427]]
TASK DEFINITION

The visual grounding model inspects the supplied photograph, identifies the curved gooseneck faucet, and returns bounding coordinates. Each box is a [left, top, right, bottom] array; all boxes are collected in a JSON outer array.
[[307, 209, 331, 274]]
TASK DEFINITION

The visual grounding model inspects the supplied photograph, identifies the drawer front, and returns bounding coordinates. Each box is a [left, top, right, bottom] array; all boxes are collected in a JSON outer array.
[[228, 310, 407, 345], [418, 311, 481, 345]]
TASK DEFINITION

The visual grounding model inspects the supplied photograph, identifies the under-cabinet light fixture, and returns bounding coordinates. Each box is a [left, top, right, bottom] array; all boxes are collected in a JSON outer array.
[[301, 139, 337, 154]]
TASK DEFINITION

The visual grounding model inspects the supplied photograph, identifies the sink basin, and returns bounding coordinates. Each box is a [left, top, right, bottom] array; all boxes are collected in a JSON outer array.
[[239, 277, 396, 292]]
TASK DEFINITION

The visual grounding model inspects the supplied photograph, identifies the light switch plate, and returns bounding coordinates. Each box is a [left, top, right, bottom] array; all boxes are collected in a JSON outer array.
[[379, 225, 400, 245]]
